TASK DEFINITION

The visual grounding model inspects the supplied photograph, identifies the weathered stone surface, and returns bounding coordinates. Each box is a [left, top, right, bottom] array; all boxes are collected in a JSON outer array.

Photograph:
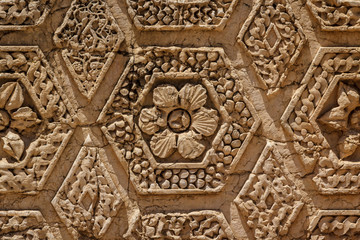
[[1, 0, 360, 239]]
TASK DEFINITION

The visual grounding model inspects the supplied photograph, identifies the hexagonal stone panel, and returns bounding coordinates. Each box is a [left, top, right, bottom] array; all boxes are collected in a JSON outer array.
[[237, 0, 306, 93], [54, 0, 124, 101], [0, 46, 74, 194], [234, 142, 304, 239], [281, 47, 360, 194], [126, 0, 239, 30], [98, 47, 261, 194]]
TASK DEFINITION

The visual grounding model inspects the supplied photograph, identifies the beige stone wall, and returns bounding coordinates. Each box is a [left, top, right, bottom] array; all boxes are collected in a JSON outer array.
[[0, 0, 360, 239]]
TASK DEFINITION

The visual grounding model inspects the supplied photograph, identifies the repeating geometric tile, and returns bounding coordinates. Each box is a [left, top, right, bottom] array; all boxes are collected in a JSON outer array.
[[126, 0, 239, 31], [0, 0, 55, 30], [234, 142, 304, 239], [98, 46, 261, 194], [309, 210, 360, 238], [0, 210, 62, 239], [281, 47, 360, 194], [0, 46, 74, 194], [307, 0, 360, 31], [54, 0, 124, 101], [128, 210, 234, 239], [52, 136, 128, 239], [237, 0, 306, 92]]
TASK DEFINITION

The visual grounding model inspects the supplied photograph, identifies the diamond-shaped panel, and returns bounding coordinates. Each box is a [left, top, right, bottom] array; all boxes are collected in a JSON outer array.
[[234, 142, 304, 239], [54, 0, 124, 101], [238, 0, 306, 91], [52, 137, 124, 239]]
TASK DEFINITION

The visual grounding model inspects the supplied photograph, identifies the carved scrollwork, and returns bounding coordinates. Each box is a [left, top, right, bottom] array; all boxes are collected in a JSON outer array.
[[54, 0, 124, 101], [234, 142, 304, 239], [0, 0, 54, 30], [0, 210, 62, 239], [309, 210, 360, 238], [237, 0, 306, 93], [98, 47, 261, 194], [307, 0, 360, 31], [52, 135, 138, 239], [128, 210, 234, 239]]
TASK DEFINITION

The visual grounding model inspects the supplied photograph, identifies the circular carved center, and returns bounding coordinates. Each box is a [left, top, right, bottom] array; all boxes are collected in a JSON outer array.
[[168, 109, 191, 133]]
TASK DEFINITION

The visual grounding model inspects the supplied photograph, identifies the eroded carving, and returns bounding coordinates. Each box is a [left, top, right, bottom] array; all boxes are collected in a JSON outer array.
[[129, 210, 234, 239], [281, 47, 360, 194], [307, 0, 360, 31], [52, 137, 126, 239], [309, 210, 360, 238], [238, 0, 306, 92], [126, 0, 238, 30], [0, 46, 74, 194], [98, 47, 261, 194], [234, 142, 304, 239], [0, 210, 62, 239], [0, 0, 54, 30], [54, 0, 124, 100]]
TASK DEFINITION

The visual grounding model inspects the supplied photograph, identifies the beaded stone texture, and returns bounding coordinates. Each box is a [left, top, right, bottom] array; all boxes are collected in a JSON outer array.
[[1, 0, 360, 239]]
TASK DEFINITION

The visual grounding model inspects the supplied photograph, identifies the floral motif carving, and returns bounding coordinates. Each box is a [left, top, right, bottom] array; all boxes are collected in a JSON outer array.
[[139, 84, 219, 159], [281, 47, 360, 194], [54, 0, 124, 100], [309, 210, 360, 238], [126, 0, 238, 30], [307, 0, 360, 31], [98, 47, 261, 194], [234, 142, 304, 239], [0, 0, 54, 30], [0, 210, 62, 239], [0, 46, 74, 193], [238, 0, 306, 92], [129, 210, 234, 239]]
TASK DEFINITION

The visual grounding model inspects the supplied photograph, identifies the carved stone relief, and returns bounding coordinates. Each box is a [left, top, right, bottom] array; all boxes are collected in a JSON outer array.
[[126, 0, 239, 30], [0, 0, 360, 239], [98, 47, 261, 194]]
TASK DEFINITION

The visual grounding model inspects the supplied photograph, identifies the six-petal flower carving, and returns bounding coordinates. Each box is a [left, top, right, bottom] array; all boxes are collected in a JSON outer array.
[[139, 84, 219, 159]]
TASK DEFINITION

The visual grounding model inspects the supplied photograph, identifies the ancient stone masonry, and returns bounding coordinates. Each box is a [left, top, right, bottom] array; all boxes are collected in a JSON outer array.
[[238, 0, 306, 93], [234, 142, 304, 240], [0, 0, 54, 30], [126, 0, 239, 30], [307, 0, 360, 31], [98, 46, 261, 194], [2, 0, 360, 239], [54, 0, 124, 100]]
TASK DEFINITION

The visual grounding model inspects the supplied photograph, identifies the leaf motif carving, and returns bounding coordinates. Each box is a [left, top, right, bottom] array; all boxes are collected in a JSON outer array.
[[177, 131, 205, 159], [179, 84, 207, 111], [1, 130, 24, 161], [191, 107, 219, 137], [153, 85, 179, 109], [150, 129, 176, 158], [0, 82, 24, 111]]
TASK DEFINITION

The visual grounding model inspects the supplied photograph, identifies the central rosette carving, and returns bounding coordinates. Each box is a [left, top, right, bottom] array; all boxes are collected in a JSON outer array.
[[138, 84, 219, 159]]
